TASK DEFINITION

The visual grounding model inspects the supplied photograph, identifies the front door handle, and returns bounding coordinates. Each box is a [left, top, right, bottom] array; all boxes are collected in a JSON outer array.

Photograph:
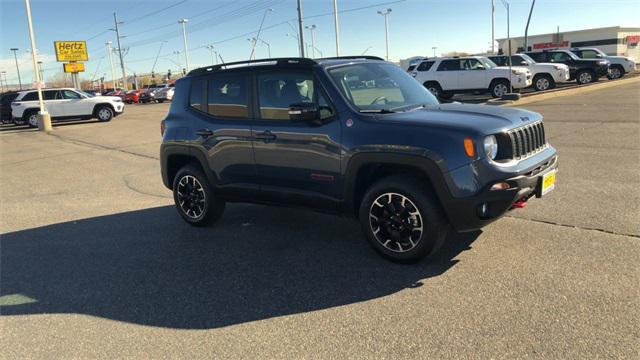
[[255, 130, 277, 142], [196, 128, 213, 138]]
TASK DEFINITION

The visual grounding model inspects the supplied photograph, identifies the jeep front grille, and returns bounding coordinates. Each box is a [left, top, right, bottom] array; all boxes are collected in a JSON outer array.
[[508, 121, 546, 160]]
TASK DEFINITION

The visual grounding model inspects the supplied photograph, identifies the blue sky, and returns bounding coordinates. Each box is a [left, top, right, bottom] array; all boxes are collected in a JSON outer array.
[[1, 0, 638, 85]]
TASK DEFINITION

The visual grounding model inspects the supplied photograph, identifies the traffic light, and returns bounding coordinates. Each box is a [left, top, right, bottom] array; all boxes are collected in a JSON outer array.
[[167, 69, 172, 80]]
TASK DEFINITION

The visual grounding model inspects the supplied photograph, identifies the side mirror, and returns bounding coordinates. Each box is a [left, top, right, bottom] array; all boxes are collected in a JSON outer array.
[[520, 61, 529, 66], [289, 102, 320, 124]]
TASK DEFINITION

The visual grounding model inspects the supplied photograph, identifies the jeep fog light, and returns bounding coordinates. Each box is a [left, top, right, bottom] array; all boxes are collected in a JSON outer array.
[[483, 135, 498, 160]]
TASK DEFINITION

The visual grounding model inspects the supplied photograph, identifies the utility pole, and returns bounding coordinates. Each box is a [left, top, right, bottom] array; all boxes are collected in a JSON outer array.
[[113, 13, 127, 90], [24, 0, 50, 131], [524, 0, 536, 51], [10, 48, 22, 89], [178, 19, 190, 72], [491, 0, 495, 54], [333, 0, 340, 56], [377, 8, 392, 61], [106, 41, 117, 90], [305, 25, 317, 58], [206, 44, 218, 64], [296, 0, 305, 57]]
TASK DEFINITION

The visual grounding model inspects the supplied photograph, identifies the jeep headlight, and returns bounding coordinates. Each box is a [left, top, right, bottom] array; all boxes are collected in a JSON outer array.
[[484, 135, 498, 160]]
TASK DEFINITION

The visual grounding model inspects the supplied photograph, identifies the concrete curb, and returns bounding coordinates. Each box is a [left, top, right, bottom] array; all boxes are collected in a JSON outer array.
[[486, 75, 640, 107]]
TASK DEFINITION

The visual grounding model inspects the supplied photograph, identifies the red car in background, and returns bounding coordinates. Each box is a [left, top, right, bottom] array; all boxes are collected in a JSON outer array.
[[124, 89, 143, 104]]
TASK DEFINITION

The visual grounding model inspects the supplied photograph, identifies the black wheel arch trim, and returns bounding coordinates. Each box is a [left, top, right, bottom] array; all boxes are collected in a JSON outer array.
[[160, 144, 220, 189]]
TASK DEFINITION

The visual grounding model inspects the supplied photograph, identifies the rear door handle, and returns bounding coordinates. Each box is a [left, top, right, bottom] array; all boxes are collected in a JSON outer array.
[[255, 130, 277, 142], [196, 128, 213, 138]]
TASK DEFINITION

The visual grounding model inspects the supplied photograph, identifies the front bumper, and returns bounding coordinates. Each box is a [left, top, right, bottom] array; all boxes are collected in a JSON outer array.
[[443, 154, 558, 232], [513, 74, 532, 89]]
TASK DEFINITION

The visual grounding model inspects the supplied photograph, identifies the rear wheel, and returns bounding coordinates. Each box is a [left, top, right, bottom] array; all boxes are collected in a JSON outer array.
[[533, 74, 555, 91], [173, 164, 225, 226], [359, 176, 449, 263], [23, 110, 39, 128]]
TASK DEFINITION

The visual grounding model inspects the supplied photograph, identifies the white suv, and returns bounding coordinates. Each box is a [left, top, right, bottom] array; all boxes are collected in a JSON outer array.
[[411, 56, 532, 98], [568, 47, 636, 79], [12, 88, 124, 127], [488, 54, 570, 91]]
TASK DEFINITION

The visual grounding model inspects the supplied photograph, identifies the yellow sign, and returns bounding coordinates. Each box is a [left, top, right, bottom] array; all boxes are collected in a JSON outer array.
[[54, 41, 88, 61], [63, 63, 85, 73]]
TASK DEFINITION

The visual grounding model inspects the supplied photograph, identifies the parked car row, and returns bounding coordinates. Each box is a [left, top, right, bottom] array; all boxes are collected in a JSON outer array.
[[1, 88, 124, 127], [408, 47, 636, 99]]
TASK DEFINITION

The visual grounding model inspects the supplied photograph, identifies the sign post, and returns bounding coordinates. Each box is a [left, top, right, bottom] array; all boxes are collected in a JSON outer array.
[[54, 41, 88, 90]]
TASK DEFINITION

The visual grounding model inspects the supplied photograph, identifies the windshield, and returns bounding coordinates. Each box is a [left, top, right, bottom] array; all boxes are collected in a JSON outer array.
[[478, 57, 497, 69], [327, 62, 439, 113], [519, 53, 536, 64]]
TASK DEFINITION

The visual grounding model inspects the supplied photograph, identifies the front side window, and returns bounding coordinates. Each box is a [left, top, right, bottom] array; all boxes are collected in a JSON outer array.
[[527, 52, 547, 62], [550, 52, 570, 62], [328, 62, 438, 112], [62, 90, 81, 99], [489, 56, 506, 66], [206, 74, 249, 118], [258, 72, 314, 120], [462, 59, 484, 70]]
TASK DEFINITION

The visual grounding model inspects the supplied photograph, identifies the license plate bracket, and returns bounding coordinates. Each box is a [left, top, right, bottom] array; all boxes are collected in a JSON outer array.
[[537, 169, 556, 197]]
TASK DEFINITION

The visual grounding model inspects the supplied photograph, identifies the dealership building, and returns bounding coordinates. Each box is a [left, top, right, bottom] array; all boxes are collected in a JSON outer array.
[[497, 26, 640, 59]]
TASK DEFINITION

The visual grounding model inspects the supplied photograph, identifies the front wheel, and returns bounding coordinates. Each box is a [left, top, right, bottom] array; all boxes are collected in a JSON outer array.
[[173, 164, 225, 226], [533, 74, 555, 91], [576, 70, 596, 85], [490, 80, 510, 98], [607, 65, 624, 80], [96, 106, 114, 122], [359, 176, 449, 263]]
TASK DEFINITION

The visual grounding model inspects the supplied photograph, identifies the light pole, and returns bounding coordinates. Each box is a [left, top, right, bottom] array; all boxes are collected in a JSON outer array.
[[10, 48, 22, 89], [173, 50, 182, 72], [178, 19, 190, 72], [296, 0, 305, 57], [247, 38, 257, 60], [491, 0, 495, 54], [257, 38, 271, 58], [206, 44, 218, 64], [432, 46, 437, 57], [333, 0, 340, 56], [0, 71, 6, 92], [249, 8, 272, 61], [113, 13, 127, 91], [106, 41, 117, 90], [152, 40, 167, 74], [24, 0, 50, 131], [36, 61, 43, 82], [499, 0, 517, 98], [305, 24, 317, 58], [377, 8, 392, 61]]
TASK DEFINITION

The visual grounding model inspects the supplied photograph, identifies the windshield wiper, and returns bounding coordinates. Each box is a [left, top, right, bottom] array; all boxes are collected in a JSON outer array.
[[390, 104, 431, 112], [359, 109, 396, 113]]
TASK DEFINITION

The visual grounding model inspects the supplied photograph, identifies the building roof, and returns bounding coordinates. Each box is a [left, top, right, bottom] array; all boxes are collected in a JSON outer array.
[[497, 26, 640, 41]]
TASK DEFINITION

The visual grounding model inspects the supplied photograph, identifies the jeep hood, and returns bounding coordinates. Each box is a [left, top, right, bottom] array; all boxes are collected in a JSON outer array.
[[379, 103, 542, 135]]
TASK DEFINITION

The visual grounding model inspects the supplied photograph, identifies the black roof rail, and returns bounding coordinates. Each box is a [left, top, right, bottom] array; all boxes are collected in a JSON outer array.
[[188, 57, 317, 76], [318, 55, 385, 61]]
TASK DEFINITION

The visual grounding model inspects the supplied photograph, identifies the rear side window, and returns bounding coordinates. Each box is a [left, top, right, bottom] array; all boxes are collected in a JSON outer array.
[[417, 61, 434, 71], [189, 78, 204, 111], [21, 92, 38, 101], [437, 60, 461, 71], [43, 90, 60, 100], [579, 50, 600, 59], [489, 56, 506, 66], [206, 74, 249, 118]]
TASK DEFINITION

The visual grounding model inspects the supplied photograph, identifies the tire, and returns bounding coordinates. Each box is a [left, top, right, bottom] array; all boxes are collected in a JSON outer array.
[[576, 70, 596, 85], [358, 175, 449, 263], [607, 65, 624, 80], [533, 74, 555, 91], [23, 110, 39, 128], [172, 164, 225, 227], [157, 99, 164, 103], [424, 82, 443, 98], [95, 105, 113, 122], [490, 79, 510, 98]]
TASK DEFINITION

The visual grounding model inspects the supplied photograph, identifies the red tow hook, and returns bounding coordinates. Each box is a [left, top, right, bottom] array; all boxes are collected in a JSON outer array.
[[512, 200, 527, 209]]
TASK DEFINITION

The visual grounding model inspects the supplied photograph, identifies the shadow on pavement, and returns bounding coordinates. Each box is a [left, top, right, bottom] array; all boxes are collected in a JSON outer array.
[[1, 204, 480, 329]]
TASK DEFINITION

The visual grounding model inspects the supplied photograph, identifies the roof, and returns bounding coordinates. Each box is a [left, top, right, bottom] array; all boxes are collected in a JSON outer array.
[[187, 56, 385, 76], [496, 26, 640, 41]]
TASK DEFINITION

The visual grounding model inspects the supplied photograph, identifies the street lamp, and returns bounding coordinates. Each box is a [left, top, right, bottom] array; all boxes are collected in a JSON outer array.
[[252, 38, 271, 58], [305, 24, 317, 58], [206, 44, 218, 65], [106, 41, 117, 90], [333, 0, 340, 56], [178, 19, 190, 72], [247, 38, 257, 60], [432, 46, 437, 57], [10, 48, 22, 89], [249, 8, 273, 60], [377, 8, 392, 61], [173, 50, 182, 71]]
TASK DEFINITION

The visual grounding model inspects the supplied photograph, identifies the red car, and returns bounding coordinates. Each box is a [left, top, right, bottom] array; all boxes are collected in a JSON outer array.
[[124, 89, 143, 104]]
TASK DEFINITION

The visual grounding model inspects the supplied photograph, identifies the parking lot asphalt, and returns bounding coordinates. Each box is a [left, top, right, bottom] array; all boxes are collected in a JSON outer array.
[[1, 82, 639, 358]]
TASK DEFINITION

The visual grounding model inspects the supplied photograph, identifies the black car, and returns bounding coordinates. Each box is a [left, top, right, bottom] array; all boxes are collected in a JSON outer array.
[[523, 50, 610, 84], [160, 56, 558, 263], [0, 91, 20, 124]]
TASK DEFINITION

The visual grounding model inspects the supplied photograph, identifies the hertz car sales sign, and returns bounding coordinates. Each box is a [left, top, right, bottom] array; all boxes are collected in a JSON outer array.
[[54, 41, 88, 62]]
